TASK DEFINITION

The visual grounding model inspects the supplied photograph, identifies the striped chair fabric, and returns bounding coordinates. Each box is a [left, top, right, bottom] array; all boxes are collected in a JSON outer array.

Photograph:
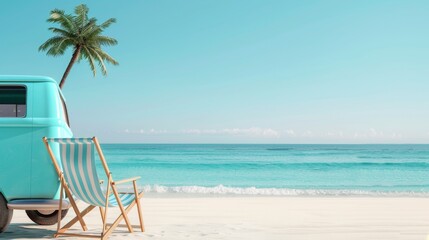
[[46, 138, 135, 207]]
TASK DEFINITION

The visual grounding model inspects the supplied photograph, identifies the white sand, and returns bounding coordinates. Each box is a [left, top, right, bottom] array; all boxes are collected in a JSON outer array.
[[2, 197, 429, 240]]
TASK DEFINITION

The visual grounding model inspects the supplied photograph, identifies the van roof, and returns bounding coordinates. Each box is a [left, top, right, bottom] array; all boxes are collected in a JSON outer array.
[[0, 75, 57, 84]]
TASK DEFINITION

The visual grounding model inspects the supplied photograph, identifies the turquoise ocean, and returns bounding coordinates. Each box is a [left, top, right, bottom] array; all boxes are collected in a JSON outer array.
[[97, 144, 429, 196]]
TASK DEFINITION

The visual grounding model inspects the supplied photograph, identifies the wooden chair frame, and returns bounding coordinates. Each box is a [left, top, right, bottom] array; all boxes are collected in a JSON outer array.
[[43, 137, 145, 239]]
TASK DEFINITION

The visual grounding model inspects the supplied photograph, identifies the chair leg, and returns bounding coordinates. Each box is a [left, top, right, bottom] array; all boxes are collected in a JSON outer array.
[[111, 185, 133, 233], [64, 186, 88, 231], [58, 205, 96, 234], [99, 207, 105, 219], [133, 181, 145, 232], [103, 174, 112, 233], [54, 180, 65, 237], [99, 207, 105, 236], [103, 192, 144, 238]]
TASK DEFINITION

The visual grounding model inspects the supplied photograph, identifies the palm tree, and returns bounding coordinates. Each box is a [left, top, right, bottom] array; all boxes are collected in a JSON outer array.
[[39, 4, 119, 89]]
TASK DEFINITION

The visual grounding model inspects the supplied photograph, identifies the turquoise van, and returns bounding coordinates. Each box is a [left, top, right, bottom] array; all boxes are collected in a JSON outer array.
[[0, 76, 72, 232]]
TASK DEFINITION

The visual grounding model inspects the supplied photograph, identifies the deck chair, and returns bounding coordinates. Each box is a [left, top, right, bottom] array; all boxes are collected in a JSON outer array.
[[42, 137, 144, 239]]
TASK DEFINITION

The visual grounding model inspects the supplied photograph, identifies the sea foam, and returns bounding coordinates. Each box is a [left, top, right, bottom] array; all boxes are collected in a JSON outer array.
[[140, 184, 429, 197]]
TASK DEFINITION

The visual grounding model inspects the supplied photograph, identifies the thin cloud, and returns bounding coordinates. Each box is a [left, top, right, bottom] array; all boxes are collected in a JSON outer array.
[[285, 129, 296, 136], [122, 128, 168, 135], [302, 130, 313, 137], [181, 127, 280, 138], [123, 127, 280, 138]]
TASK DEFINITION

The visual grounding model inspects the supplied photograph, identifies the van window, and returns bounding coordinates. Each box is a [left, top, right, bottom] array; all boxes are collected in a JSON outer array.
[[0, 86, 26, 117]]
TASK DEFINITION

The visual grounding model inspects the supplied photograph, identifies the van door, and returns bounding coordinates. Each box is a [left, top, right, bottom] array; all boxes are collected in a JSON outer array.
[[0, 84, 32, 200]]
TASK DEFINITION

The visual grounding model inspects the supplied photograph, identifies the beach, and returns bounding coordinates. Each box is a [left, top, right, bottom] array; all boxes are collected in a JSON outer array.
[[3, 196, 429, 240], [4, 144, 429, 239]]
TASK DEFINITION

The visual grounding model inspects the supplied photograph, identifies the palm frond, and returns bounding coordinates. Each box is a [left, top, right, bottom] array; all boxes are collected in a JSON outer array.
[[92, 35, 118, 46], [83, 19, 117, 43], [79, 18, 98, 38], [39, 36, 67, 51], [48, 10, 77, 33], [48, 27, 76, 39], [48, 9, 65, 21], [83, 24, 104, 39], [100, 18, 116, 29], [81, 46, 97, 76], [89, 47, 108, 75], [46, 44, 69, 56], [75, 4, 89, 28], [96, 49, 119, 65]]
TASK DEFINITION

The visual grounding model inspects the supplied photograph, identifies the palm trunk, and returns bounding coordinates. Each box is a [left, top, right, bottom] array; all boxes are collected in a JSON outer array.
[[59, 45, 82, 89]]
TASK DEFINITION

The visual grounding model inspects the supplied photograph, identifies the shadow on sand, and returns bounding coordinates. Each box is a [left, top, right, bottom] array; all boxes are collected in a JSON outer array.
[[1, 223, 56, 239]]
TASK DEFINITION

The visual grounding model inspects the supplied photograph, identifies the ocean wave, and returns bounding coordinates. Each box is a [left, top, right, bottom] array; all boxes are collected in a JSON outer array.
[[109, 161, 429, 169], [266, 148, 293, 151], [358, 155, 429, 160], [139, 185, 429, 197]]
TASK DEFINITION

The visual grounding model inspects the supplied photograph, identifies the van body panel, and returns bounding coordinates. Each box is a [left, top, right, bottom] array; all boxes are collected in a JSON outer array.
[[0, 76, 72, 201], [0, 83, 33, 200], [0, 118, 33, 200]]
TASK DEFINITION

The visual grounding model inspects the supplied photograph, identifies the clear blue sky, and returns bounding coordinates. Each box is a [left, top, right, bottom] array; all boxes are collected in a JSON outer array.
[[1, 0, 429, 143]]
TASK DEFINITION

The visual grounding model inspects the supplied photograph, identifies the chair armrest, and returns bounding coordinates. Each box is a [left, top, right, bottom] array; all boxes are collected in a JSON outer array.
[[113, 176, 141, 185]]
